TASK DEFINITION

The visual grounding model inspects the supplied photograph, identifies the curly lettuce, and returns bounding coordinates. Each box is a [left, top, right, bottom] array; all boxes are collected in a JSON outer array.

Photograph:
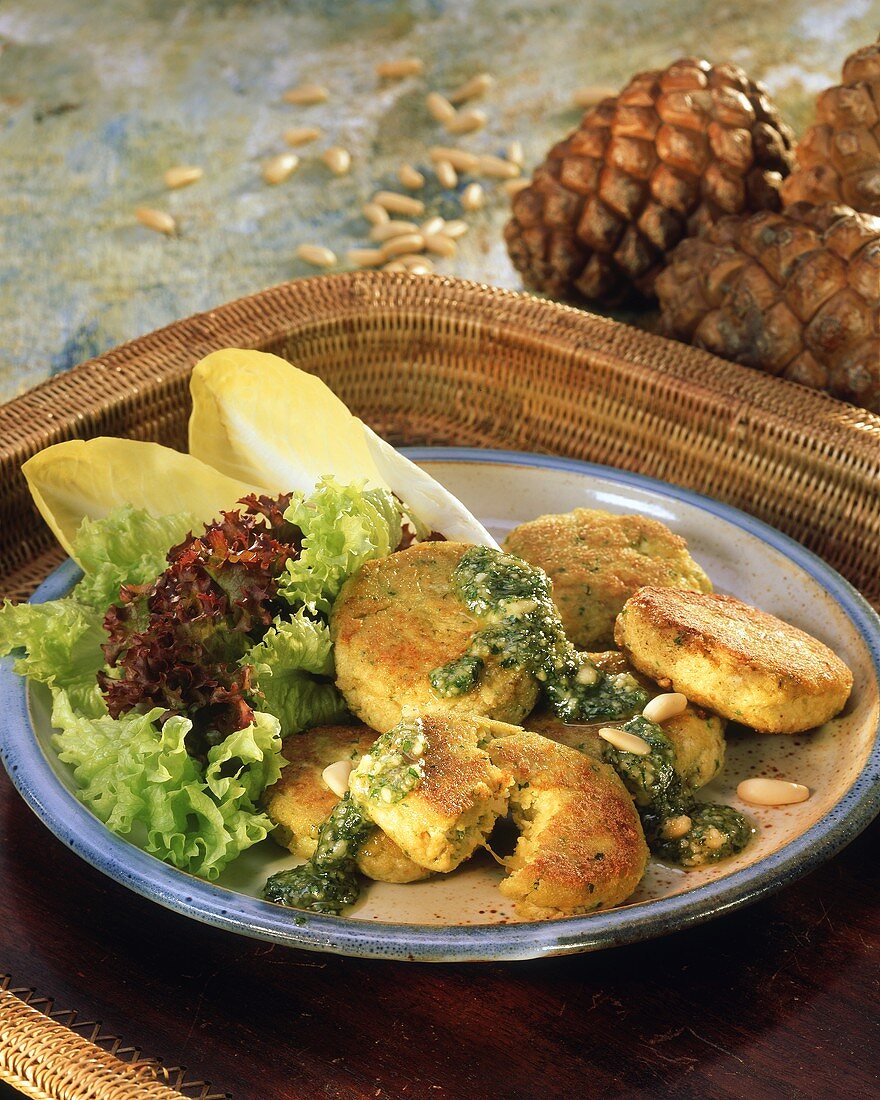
[[278, 476, 403, 613], [51, 689, 284, 879]]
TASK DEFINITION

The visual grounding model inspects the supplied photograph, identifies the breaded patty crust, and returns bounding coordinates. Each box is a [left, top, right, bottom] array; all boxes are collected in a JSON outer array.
[[615, 587, 853, 734], [265, 723, 430, 883], [488, 729, 648, 920], [504, 508, 712, 648], [331, 542, 540, 733]]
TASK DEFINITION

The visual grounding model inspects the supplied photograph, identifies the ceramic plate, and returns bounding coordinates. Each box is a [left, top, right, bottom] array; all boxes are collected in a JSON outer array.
[[2, 449, 878, 962]]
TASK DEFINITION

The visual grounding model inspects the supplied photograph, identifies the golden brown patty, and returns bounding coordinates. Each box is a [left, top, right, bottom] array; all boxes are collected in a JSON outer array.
[[264, 723, 430, 884], [527, 651, 726, 790], [349, 710, 515, 874], [487, 729, 648, 920], [330, 542, 540, 733], [504, 509, 712, 648], [614, 587, 853, 734]]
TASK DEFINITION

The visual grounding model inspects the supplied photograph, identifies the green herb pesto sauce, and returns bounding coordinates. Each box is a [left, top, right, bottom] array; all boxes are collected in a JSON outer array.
[[431, 547, 647, 722], [350, 717, 427, 804], [603, 716, 752, 868]]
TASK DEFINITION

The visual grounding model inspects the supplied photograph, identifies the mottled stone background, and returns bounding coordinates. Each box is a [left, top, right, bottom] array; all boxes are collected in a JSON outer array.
[[0, 0, 877, 403]]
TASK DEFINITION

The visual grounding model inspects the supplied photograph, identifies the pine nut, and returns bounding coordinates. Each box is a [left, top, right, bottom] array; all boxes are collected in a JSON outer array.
[[737, 778, 810, 807], [283, 126, 322, 147], [346, 247, 384, 267], [380, 233, 425, 260], [572, 84, 617, 109], [296, 244, 337, 267], [283, 83, 329, 105], [661, 815, 692, 840], [397, 253, 434, 270], [369, 219, 419, 242], [373, 190, 425, 215], [321, 146, 351, 176], [426, 91, 457, 123], [135, 207, 176, 235], [424, 233, 456, 257], [322, 760, 353, 798], [477, 154, 520, 179], [397, 163, 425, 190], [420, 216, 445, 237], [448, 72, 495, 104], [362, 202, 390, 225], [506, 140, 524, 167], [446, 108, 487, 135], [501, 178, 530, 198], [376, 57, 424, 78], [642, 693, 688, 724], [704, 827, 726, 850], [428, 146, 480, 172], [598, 727, 651, 756], [163, 165, 203, 190], [263, 153, 300, 184], [383, 260, 409, 272], [442, 219, 469, 238], [407, 262, 433, 275], [434, 159, 458, 188], [460, 182, 485, 211]]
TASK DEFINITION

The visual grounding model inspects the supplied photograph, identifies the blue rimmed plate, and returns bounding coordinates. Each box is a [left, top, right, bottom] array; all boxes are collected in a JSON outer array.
[[2, 449, 878, 961]]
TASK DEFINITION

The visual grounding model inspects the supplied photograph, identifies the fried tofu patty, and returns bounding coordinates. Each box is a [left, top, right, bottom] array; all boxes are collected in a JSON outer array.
[[615, 588, 853, 734], [504, 509, 712, 649], [331, 542, 540, 733], [349, 710, 515, 874], [488, 729, 648, 920], [264, 724, 430, 883]]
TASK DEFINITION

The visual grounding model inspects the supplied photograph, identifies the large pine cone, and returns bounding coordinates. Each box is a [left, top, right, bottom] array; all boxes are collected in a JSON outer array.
[[781, 40, 880, 215], [656, 202, 880, 411], [504, 58, 795, 304]]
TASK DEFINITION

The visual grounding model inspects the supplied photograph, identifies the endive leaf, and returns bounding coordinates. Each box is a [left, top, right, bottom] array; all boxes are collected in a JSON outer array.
[[188, 348, 499, 548], [23, 437, 259, 563]]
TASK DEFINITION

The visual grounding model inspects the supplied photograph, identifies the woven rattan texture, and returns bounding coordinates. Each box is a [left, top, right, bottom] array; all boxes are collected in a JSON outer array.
[[1, 273, 878, 609]]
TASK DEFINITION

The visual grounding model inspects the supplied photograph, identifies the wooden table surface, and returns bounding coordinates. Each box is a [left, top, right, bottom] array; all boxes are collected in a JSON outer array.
[[1, 757, 877, 1099]]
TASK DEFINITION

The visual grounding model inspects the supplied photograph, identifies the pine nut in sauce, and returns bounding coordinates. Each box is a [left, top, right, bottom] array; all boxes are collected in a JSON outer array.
[[426, 92, 457, 123], [428, 146, 480, 172], [446, 108, 487, 135], [423, 233, 456, 257], [372, 191, 425, 216], [397, 163, 425, 190], [503, 178, 530, 197], [376, 57, 424, 79], [642, 693, 688, 724], [434, 159, 458, 188], [477, 153, 520, 179], [321, 146, 351, 176], [283, 126, 322, 147], [295, 243, 337, 267], [419, 216, 445, 237], [506, 140, 524, 167], [135, 207, 176, 235], [263, 152, 300, 184], [322, 760, 353, 799], [362, 202, 390, 225], [661, 815, 692, 840], [598, 727, 651, 756], [448, 72, 495, 104], [460, 182, 485, 211], [572, 84, 618, 109], [737, 778, 810, 807], [346, 248, 384, 267], [163, 165, 203, 190], [369, 219, 419, 242], [380, 233, 425, 260], [442, 219, 469, 238], [283, 83, 329, 105]]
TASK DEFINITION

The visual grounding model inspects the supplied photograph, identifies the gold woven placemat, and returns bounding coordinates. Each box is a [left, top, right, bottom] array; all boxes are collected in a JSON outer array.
[[0, 272, 878, 1099]]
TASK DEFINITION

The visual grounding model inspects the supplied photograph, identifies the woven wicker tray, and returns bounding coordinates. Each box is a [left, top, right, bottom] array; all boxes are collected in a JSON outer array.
[[1, 272, 878, 1097]]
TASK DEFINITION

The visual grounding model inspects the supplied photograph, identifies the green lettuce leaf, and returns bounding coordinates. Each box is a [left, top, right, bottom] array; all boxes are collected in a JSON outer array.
[[51, 689, 284, 879], [247, 612, 348, 735], [278, 476, 403, 613]]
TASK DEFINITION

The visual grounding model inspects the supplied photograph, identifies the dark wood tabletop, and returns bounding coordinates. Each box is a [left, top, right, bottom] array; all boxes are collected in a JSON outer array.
[[1, 761, 877, 1100]]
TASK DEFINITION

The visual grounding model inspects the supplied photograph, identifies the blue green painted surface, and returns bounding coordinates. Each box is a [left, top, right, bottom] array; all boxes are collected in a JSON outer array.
[[0, 0, 877, 402]]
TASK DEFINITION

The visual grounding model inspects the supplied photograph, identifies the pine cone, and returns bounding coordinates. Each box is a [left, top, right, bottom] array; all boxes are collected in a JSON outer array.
[[781, 40, 880, 215], [504, 58, 795, 304], [656, 202, 880, 411]]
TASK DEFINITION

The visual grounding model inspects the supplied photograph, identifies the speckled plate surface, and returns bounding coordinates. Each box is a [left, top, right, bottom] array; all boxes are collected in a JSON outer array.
[[2, 449, 879, 961]]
